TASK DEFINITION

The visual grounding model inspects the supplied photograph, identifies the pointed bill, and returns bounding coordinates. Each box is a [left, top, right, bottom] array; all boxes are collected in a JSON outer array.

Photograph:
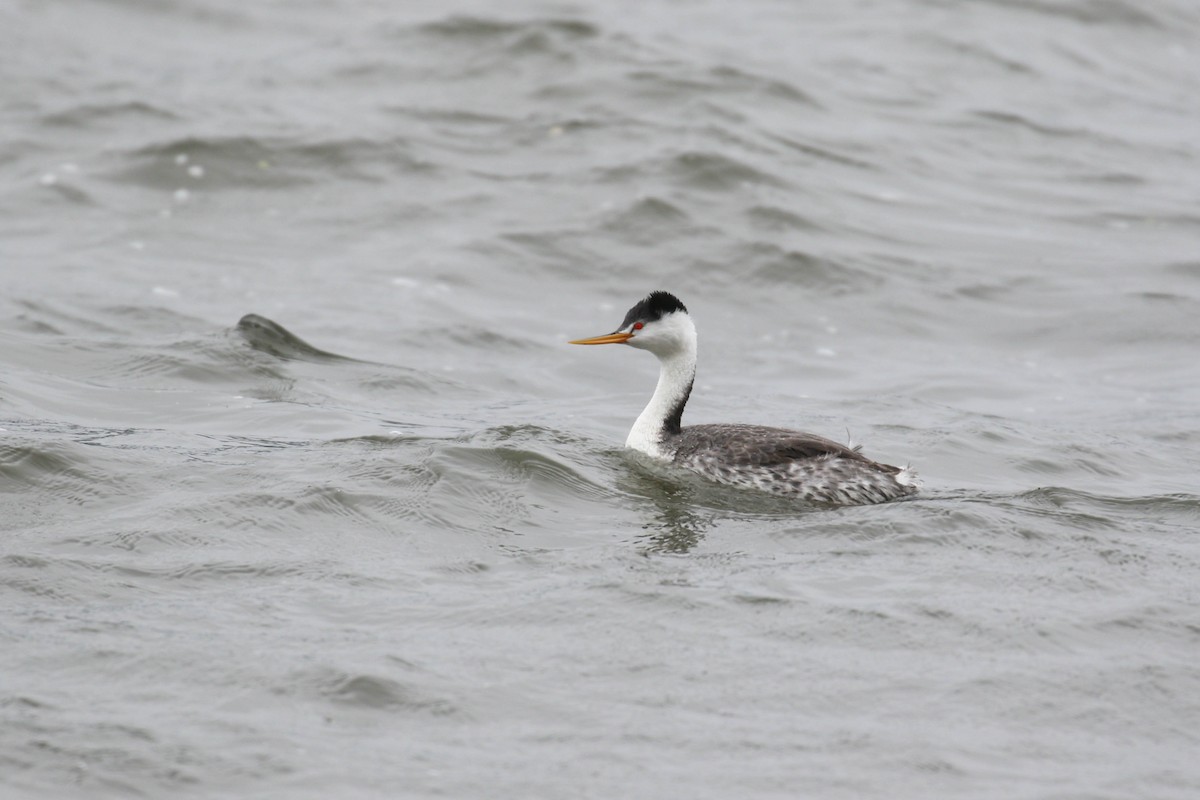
[[568, 331, 634, 345]]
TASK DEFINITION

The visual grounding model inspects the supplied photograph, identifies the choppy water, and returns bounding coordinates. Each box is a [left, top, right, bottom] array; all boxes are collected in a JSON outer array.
[[4, 0, 1200, 797]]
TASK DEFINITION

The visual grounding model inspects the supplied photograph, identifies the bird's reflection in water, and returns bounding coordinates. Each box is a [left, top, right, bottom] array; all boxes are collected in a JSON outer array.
[[618, 468, 714, 554], [617, 456, 829, 554]]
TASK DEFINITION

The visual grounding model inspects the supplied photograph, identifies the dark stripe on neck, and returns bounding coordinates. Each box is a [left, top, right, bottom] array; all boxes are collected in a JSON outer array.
[[661, 378, 693, 437]]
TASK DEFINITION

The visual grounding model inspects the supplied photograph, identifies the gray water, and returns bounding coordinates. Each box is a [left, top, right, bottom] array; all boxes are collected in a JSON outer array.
[[3, 0, 1200, 797]]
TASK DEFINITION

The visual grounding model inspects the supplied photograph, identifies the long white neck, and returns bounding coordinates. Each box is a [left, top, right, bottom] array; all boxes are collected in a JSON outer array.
[[625, 341, 696, 458]]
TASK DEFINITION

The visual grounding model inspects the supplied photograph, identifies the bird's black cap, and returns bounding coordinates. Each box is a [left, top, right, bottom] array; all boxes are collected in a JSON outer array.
[[620, 290, 687, 329]]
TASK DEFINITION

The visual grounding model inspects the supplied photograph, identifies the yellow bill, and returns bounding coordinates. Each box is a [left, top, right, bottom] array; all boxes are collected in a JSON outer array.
[[568, 331, 634, 345]]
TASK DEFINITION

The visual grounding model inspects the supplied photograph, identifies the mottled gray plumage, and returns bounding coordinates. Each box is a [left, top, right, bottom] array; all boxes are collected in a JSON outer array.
[[668, 423, 916, 505]]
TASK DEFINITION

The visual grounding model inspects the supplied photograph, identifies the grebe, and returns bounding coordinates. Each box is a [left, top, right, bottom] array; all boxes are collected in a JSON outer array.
[[570, 291, 918, 505]]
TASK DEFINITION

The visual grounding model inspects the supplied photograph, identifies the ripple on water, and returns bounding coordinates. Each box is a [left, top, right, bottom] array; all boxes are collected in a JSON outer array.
[[1020, 486, 1200, 531], [743, 204, 827, 234], [425, 439, 619, 535], [600, 196, 696, 245], [1, 309, 465, 416], [414, 15, 599, 43], [592, 149, 788, 194], [366, 15, 606, 83], [40, 100, 182, 130], [1000, 0, 1168, 28], [3, 715, 190, 795], [52, 425, 620, 559], [10, 299, 127, 337], [296, 667, 457, 715], [623, 65, 820, 109], [0, 440, 128, 511], [104, 135, 440, 192], [663, 150, 788, 192], [765, 133, 879, 170], [729, 240, 884, 293]]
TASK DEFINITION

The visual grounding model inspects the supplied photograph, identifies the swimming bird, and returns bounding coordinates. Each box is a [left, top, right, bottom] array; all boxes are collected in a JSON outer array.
[[569, 291, 918, 505]]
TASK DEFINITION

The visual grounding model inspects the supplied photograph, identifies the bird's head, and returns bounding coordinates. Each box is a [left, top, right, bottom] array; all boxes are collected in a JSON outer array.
[[569, 290, 695, 359]]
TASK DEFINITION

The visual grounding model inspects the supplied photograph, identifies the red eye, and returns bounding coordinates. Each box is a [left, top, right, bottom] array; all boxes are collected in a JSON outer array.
[[633, 322, 644, 330]]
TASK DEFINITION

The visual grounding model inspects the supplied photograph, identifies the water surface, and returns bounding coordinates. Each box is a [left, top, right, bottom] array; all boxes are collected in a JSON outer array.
[[3, 0, 1199, 797]]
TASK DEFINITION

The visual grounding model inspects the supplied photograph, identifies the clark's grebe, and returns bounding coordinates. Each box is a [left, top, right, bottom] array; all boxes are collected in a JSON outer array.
[[570, 291, 918, 505]]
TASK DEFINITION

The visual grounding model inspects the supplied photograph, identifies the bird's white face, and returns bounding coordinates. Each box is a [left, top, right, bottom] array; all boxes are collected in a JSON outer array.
[[620, 310, 695, 358], [570, 305, 696, 361]]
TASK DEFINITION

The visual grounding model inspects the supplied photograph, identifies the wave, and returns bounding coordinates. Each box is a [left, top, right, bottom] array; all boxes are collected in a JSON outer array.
[[723, 240, 884, 293], [415, 15, 599, 44], [104, 135, 439, 191], [235, 314, 355, 363], [972, 0, 1168, 28], [599, 196, 696, 245], [0, 305, 461, 434], [41, 100, 182, 129]]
